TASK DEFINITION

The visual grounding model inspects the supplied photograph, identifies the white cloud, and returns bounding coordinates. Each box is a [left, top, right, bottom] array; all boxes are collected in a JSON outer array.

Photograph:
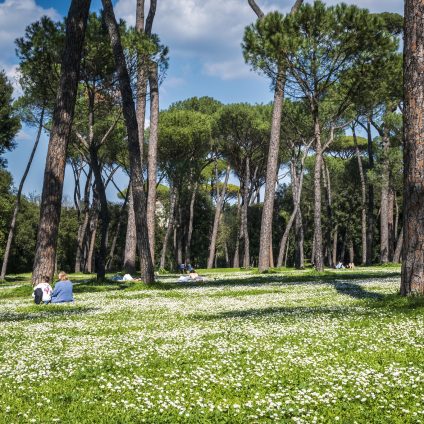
[[115, 0, 403, 82], [0, 0, 59, 65]]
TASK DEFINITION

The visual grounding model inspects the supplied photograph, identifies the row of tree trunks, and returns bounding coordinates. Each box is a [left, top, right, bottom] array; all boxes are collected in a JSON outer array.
[[32, 0, 91, 285], [102, 0, 155, 283], [1, 105, 45, 280], [207, 164, 230, 268]]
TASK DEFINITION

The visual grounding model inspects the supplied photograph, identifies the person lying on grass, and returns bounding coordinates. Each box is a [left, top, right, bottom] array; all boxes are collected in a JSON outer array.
[[50, 271, 74, 303], [33, 276, 53, 304], [178, 269, 204, 282]]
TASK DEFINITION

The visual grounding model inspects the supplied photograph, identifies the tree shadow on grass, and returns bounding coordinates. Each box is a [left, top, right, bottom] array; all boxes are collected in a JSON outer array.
[[331, 281, 385, 300], [0, 307, 100, 323]]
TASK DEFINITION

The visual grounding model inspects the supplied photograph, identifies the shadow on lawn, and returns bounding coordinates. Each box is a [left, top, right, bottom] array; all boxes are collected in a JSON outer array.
[[0, 306, 100, 323]]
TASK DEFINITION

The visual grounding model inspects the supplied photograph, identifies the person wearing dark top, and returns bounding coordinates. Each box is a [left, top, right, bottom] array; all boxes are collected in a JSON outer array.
[[51, 272, 74, 303]]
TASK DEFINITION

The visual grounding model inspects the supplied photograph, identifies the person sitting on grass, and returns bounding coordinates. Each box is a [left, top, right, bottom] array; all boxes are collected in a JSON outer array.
[[51, 272, 74, 303], [33, 276, 53, 304], [189, 269, 203, 282]]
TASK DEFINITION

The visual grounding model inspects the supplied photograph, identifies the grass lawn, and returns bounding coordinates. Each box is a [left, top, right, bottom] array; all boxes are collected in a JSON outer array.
[[0, 266, 423, 423]]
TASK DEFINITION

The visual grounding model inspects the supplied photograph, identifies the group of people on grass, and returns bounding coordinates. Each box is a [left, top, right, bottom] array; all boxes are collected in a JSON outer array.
[[335, 261, 355, 270], [33, 271, 74, 304]]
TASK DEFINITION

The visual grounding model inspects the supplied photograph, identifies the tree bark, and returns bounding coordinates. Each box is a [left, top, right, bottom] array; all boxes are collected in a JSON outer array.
[[393, 226, 403, 264], [207, 163, 230, 268], [255, 0, 304, 272], [146, 62, 159, 265], [388, 188, 395, 261], [124, 188, 137, 274], [321, 159, 334, 268], [1, 106, 45, 280], [401, 0, 424, 295], [106, 186, 129, 271], [366, 120, 375, 265], [242, 158, 250, 268], [185, 181, 198, 263], [312, 113, 324, 271], [31, 0, 91, 285], [332, 225, 338, 267], [75, 168, 92, 272], [353, 126, 367, 265], [159, 186, 176, 270], [102, 0, 155, 283], [233, 192, 241, 268], [380, 134, 390, 263]]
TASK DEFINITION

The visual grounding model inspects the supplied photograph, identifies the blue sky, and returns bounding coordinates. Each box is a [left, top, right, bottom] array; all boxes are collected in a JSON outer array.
[[1, 0, 404, 201]]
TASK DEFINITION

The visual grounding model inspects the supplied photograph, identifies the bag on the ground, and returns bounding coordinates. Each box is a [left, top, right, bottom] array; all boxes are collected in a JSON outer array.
[[34, 288, 43, 304]]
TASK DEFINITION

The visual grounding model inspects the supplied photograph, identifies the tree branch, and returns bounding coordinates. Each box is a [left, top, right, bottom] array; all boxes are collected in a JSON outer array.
[[248, 0, 264, 19]]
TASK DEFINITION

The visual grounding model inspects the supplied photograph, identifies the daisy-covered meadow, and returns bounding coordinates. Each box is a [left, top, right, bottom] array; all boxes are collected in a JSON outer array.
[[0, 267, 423, 423]]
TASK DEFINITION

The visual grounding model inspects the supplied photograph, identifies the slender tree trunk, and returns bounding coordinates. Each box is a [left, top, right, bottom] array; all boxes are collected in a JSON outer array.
[[393, 226, 403, 264], [75, 168, 92, 272], [233, 192, 241, 268], [388, 188, 395, 261], [224, 242, 230, 267], [295, 208, 304, 269], [160, 187, 176, 270], [284, 235, 290, 267], [146, 62, 159, 264], [242, 158, 250, 268], [322, 159, 334, 268], [402, 0, 424, 295], [185, 181, 198, 264], [366, 120, 375, 265], [176, 204, 183, 266], [312, 112, 324, 271], [258, 73, 284, 271], [32, 0, 91, 285], [1, 106, 45, 280], [106, 187, 129, 271], [353, 126, 367, 265], [348, 236, 354, 264], [124, 188, 137, 273], [380, 135, 390, 263], [340, 230, 347, 263], [207, 164, 230, 268], [103, 0, 155, 283], [255, 0, 304, 272], [332, 225, 338, 267]]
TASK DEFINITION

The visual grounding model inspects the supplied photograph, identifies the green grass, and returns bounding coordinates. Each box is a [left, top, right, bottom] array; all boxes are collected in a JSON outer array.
[[1, 266, 424, 423]]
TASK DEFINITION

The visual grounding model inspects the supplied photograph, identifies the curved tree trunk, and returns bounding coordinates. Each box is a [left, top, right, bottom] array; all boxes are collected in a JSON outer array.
[[393, 226, 403, 264], [103, 0, 154, 283], [31, 0, 91, 285], [207, 164, 230, 268], [1, 106, 45, 280], [401, 0, 424, 295]]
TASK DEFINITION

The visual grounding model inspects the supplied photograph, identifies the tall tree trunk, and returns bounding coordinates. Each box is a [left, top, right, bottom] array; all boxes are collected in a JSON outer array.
[[402, 0, 424, 295], [159, 186, 176, 270], [1, 106, 45, 280], [106, 187, 129, 271], [312, 113, 324, 271], [75, 168, 92, 272], [332, 225, 338, 267], [103, 0, 155, 283], [242, 158, 250, 268], [388, 188, 395, 261], [258, 73, 284, 271], [322, 159, 334, 268], [353, 126, 367, 265], [207, 164, 230, 268], [31, 0, 90, 285], [348, 235, 354, 264], [185, 181, 198, 263], [124, 188, 137, 273], [224, 242, 230, 267], [294, 208, 304, 269], [233, 192, 241, 268], [176, 204, 183, 266], [366, 120, 375, 265], [380, 135, 390, 263], [393, 226, 403, 264], [146, 62, 159, 265], [255, 0, 304, 272]]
